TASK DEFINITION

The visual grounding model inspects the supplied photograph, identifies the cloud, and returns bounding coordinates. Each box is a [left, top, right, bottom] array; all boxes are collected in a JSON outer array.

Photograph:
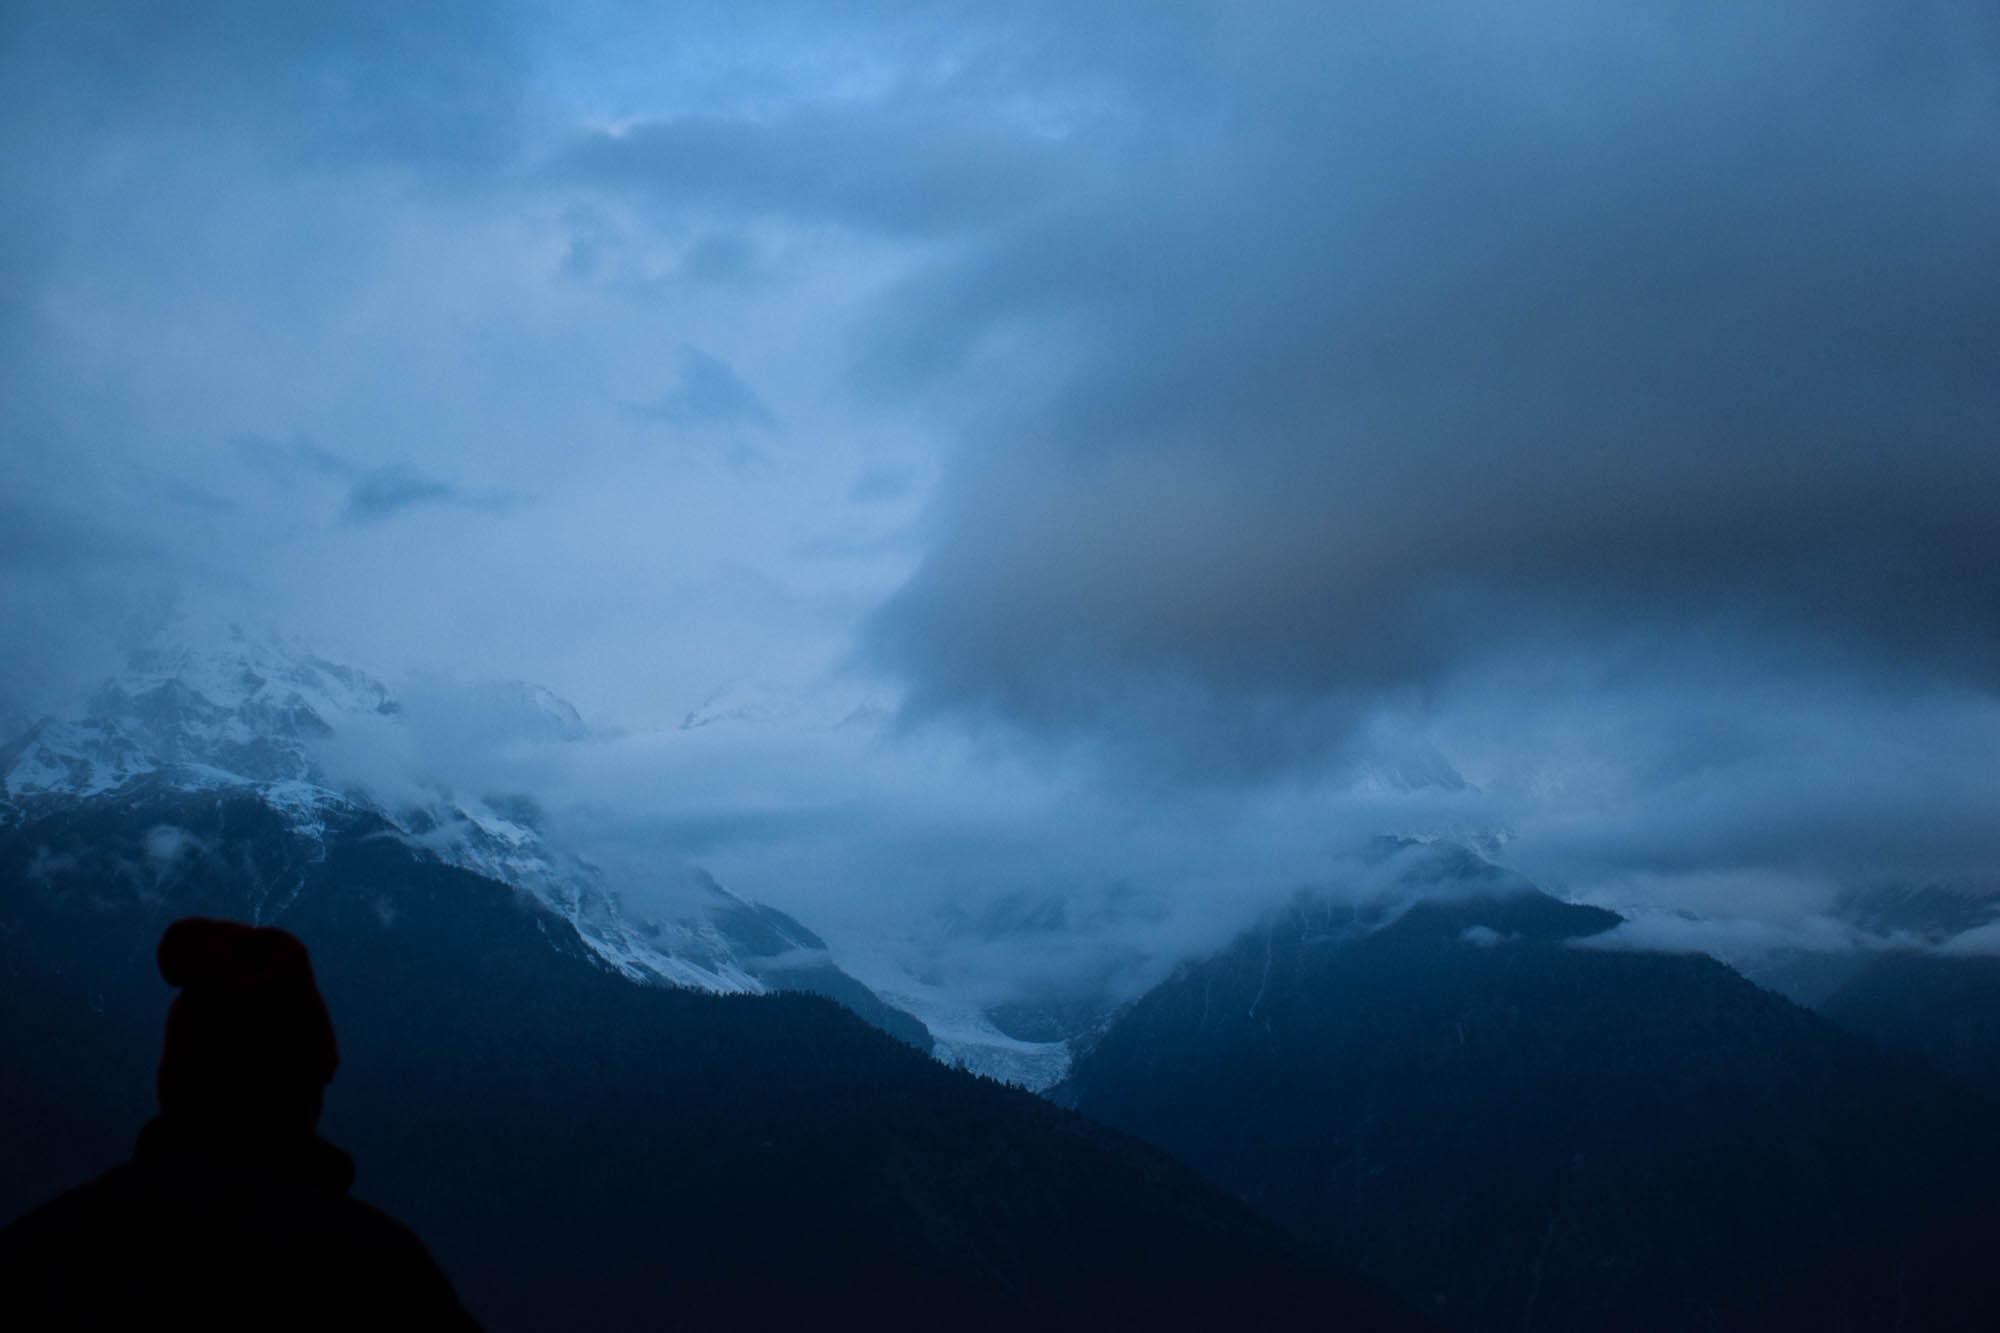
[[861, 0, 2000, 774], [551, 95, 1077, 237], [680, 232, 759, 284], [0, 0, 529, 171], [0, 493, 166, 713], [0, 500, 147, 572], [636, 347, 778, 430], [1575, 911, 1868, 963], [143, 824, 203, 870], [144, 473, 238, 515], [235, 435, 359, 482], [848, 465, 915, 504], [1941, 922, 2000, 957], [6, 0, 1998, 1012], [342, 464, 463, 523], [229, 440, 516, 525]]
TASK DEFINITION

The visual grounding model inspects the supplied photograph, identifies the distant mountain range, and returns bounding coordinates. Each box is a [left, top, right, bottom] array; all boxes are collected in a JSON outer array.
[[0, 790, 1438, 1329], [0, 621, 929, 1048], [9, 627, 1999, 1329], [0, 623, 1445, 1328]]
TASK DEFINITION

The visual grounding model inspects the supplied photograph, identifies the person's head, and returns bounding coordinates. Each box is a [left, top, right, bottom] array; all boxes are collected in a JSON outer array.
[[155, 917, 339, 1135]]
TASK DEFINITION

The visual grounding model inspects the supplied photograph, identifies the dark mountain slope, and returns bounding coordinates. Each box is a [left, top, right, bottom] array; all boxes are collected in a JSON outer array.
[[1, 790, 1431, 1332], [703, 884, 935, 1049], [1058, 870, 2000, 1332], [1817, 950, 2000, 1099]]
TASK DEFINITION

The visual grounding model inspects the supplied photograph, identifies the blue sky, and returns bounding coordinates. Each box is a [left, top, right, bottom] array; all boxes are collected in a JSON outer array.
[[4, 1, 1998, 1002]]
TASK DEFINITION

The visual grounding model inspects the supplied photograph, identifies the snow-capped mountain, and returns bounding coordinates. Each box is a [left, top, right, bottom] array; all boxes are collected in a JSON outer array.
[[3, 630, 396, 797], [0, 620, 927, 1035]]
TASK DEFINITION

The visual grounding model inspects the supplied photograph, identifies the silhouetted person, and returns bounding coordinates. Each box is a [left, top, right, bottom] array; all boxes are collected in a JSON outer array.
[[0, 917, 479, 1330]]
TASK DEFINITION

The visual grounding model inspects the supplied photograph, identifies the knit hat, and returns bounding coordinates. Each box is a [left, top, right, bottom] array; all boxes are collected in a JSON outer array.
[[156, 917, 339, 1129]]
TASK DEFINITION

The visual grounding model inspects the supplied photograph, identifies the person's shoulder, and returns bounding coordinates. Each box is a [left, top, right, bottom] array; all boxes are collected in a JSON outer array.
[[0, 1161, 153, 1249], [307, 1193, 483, 1328], [316, 1191, 445, 1264], [0, 1164, 165, 1325], [2, 1165, 480, 1330]]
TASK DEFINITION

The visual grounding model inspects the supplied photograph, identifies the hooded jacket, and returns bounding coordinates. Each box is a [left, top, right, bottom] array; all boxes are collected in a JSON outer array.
[[0, 917, 479, 1330]]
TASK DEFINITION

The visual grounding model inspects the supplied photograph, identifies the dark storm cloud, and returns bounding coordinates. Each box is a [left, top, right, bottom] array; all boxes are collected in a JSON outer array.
[[860, 1, 2000, 768], [1452, 670, 2000, 896]]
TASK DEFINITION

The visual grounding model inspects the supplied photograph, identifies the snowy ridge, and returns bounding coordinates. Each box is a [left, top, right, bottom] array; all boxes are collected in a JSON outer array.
[[0, 623, 795, 995], [2, 622, 395, 798], [0, 623, 1174, 1077]]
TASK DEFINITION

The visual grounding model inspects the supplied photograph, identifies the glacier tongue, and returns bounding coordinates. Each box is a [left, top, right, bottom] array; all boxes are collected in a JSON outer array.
[[881, 988, 1072, 1091]]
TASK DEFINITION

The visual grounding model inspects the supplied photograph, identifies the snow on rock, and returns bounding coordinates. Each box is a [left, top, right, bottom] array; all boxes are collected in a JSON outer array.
[[0, 621, 816, 1000]]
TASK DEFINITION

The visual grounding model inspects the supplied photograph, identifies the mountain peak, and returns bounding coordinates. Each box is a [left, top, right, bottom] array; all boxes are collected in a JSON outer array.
[[0, 623, 930, 1052], [1279, 838, 1621, 947], [3, 621, 399, 798]]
